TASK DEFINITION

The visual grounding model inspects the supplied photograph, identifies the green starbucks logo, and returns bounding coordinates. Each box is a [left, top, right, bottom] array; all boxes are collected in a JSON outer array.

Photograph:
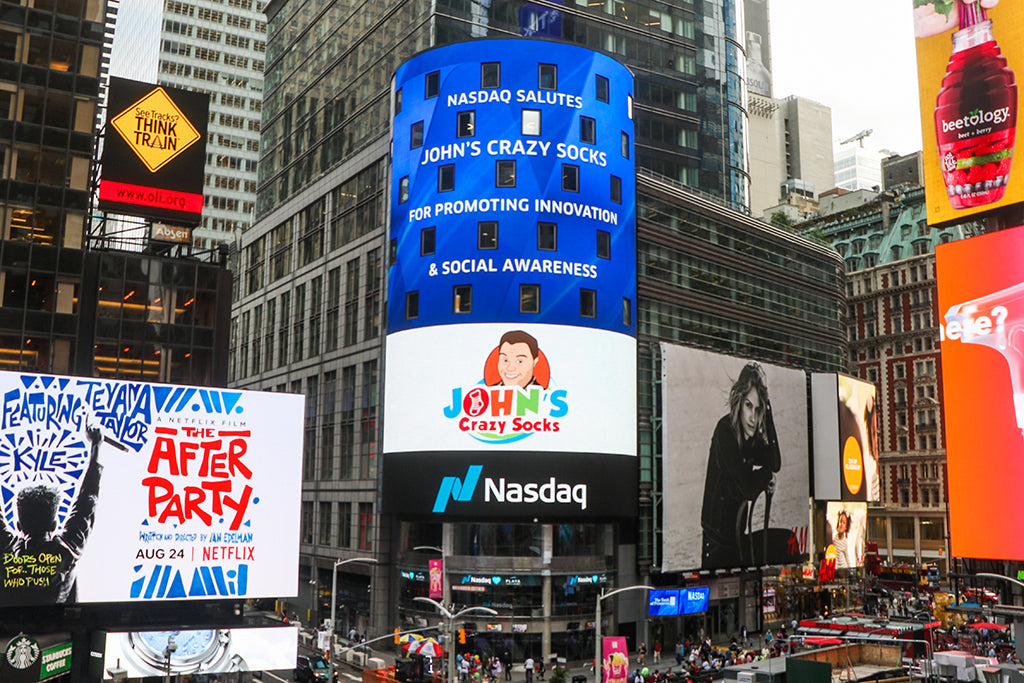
[[6, 634, 40, 670]]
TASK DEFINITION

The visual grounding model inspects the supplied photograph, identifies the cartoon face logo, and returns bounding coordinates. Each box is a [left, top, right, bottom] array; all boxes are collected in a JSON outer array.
[[483, 330, 550, 389]]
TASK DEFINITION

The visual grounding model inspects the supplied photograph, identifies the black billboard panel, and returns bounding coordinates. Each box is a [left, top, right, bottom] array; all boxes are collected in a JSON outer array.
[[98, 77, 209, 226], [382, 452, 637, 520]]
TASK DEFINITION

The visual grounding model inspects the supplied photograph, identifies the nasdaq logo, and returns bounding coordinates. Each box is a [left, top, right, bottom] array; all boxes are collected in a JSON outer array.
[[432, 465, 482, 513]]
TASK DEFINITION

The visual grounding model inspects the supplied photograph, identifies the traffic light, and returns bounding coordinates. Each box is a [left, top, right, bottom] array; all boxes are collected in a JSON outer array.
[[458, 629, 466, 645], [394, 628, 400, 644]]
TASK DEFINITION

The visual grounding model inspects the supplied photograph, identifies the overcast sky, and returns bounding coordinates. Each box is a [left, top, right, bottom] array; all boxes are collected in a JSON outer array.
[[768, 0, 924, 157]]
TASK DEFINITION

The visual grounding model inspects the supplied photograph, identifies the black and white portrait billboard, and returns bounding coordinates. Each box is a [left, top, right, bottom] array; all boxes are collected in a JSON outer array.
[[661, 344, 810, 572]]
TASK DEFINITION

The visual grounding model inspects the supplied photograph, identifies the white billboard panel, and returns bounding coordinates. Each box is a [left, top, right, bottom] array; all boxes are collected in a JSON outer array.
[[661, 344, 810, 572], [383, 323, 636, 455], [0, 371, 303, 605], [102, 626, 298, 677]]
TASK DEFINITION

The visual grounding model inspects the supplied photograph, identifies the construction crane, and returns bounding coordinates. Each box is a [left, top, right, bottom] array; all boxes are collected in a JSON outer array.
[[839, 129, 873, 147]]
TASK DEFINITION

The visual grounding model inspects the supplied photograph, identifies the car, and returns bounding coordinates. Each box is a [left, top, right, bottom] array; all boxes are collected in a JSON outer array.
[[295, 654, 335, 682]]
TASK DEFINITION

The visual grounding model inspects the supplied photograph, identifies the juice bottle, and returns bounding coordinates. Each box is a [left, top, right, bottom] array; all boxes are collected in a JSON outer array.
[[934, 1, 1017, 209]]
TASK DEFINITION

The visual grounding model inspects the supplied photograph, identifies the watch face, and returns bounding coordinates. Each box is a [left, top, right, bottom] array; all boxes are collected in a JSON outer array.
[[137, 630, 217, 660]]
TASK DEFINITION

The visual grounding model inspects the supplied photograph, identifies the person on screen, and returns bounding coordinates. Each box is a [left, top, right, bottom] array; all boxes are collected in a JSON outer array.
[[3, 425, 105, 603], [701, 363, 781, 569], [488, 330, 547, 389], [833, 509, 852, 569]]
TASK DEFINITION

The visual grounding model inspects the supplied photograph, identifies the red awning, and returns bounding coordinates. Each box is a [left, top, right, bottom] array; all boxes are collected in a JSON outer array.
[[966, 622, 1007, 631], [803, 637, 844, 646]]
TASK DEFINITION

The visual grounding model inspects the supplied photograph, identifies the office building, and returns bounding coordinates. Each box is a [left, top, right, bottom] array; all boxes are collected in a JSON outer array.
[[799, 186, 983, 576], [834, 143, 885, 192]]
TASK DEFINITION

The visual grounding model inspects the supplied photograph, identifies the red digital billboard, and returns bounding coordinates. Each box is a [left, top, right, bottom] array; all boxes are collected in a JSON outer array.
[[936, 224, 1024, 559]]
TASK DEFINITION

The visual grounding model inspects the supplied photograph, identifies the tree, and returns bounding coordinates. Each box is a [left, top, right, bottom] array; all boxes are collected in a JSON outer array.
[[769, 210, 794, 228]]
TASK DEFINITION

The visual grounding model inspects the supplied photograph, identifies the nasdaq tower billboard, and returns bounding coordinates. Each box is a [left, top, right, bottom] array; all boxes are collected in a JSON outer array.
[[383, 39, 637, 519]]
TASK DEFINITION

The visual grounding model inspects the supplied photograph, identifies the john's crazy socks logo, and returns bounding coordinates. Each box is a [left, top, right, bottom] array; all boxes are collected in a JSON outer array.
[[443, 330, 568, 443]]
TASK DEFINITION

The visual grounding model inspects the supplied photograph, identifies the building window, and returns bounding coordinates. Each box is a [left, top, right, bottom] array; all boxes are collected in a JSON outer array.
[[520, 284, 540, 313], [399, 176, 409, 203], [358, 502, 373, 550], [454, 285, 472, 313], [539, 63, 557, 90], [562, 164, 579, 192], [621, 131, 630, 158], [421, 226, 435, 256], [425, 70, 439, 98], [438, 164, 455, 192], [478, 221, 498, 249], [410, 121, 423, 148], [596, 75, 609, 102], [538, 222, 557, 251], [522, 109, 541, 136], [597, 230, 611, 259], [457, 110, 475, 138], [405, 291, 419, 319], [610, 175, 622, 204], [622, 298, 631, 326], [580, 116, 596, 144], [496, 160, 516, 187], [482, 62, 500, 88], [394, 88, 402, 114], [580, 289, 596, 318]]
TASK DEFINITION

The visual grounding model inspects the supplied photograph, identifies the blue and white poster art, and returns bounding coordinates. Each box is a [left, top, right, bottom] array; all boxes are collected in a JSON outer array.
[[0, 372, 303, 606]]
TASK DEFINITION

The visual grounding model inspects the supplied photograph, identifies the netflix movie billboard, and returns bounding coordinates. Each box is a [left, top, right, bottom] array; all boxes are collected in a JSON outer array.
[[913, 1, 1024, 225], [98, 77, 209, 226], [0, 371, 303, 605], [661, 344, 810, 572], [811, 373, 880, 502], [937, 225, 1024, 560]]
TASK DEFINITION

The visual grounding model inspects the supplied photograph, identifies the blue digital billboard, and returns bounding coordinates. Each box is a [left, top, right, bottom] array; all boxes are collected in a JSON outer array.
[[647, 587, 709, 616], [383, 39, 636, 520]]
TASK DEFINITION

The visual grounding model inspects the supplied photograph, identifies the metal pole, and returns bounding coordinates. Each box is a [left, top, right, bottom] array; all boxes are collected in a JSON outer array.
[[593, 585, 654, 683], [329, 557, 377, 662]]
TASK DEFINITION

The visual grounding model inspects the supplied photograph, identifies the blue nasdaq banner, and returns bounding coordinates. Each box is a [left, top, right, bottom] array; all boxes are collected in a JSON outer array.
[[384, 39, 637, 520], [681, 587, 710, 615]]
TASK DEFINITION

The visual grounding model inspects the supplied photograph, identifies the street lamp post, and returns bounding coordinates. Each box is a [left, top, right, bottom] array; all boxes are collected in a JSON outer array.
[[415, 596, 497, 683], [163, 635, 177, 683], [330, 557, 378, 661], [594, 585, 653, 683]]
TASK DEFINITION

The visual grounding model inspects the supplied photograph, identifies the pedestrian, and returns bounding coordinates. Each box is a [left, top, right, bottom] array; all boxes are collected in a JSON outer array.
[[524, 655, 535, 683], [638, 642, 647, 666], [504, 651, 513, 681], [741, 625, 748, 647], [538, 660, 546, 681], [675, 638, 684, 666], [653, 641, 661, 664], [492, 657, 503, 681]]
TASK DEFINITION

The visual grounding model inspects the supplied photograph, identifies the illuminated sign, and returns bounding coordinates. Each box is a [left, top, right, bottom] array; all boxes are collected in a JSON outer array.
[[661, 343, 810, 572], [99, 77, 209, 225], [0, 633, 71, 683], [824, 501, 867, 569], [647, 587, 709, 616], [0, 371, 302, 605], [811, 374, 880, 501], [913, 2, 1024, 225], [100, 627, 297, 678], [110, 88, 201, 172], [151, 223, 193, 244], [936, 225, 1024, 559], [383, 39, 636, 520]]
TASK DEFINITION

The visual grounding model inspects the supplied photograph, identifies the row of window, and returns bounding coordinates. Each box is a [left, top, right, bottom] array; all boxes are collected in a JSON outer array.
[[302, 500, 373, 550], [399, 163, 623, 198], [417, 222, 612, 257], [397, 65, 612, 111], [404, 285, 631, 324]]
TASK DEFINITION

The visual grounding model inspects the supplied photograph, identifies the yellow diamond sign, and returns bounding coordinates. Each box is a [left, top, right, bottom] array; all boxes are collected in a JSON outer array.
[[110, 87, 202, 172]]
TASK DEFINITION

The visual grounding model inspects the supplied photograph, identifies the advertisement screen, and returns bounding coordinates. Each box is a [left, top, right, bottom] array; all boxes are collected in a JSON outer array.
[[811, 374, 880, 501], [0, 371, 303, 605], [661, 344, 810, 572], [602, 636, 629, 683], [101, 627, 297, 678], [384, 39, 636, 520], [913, 2, 1024, 225], [648, 589, 679, 616], [936, 225, 1024, 559], [680, 586, 710, 614], [98, 77, 209, 225], [824, 501, 867, 569]]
